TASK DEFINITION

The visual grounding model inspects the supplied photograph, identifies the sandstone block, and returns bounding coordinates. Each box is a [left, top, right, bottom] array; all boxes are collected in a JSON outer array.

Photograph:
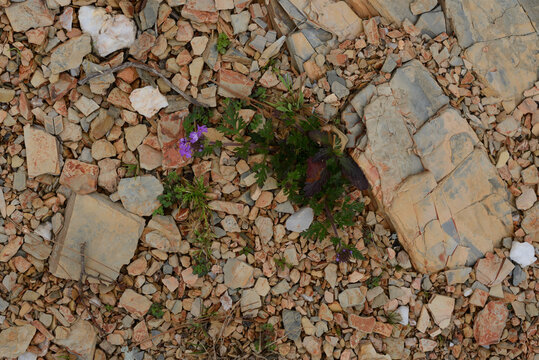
[[24, 124, 62, 177], [49, 193, 144, 281]]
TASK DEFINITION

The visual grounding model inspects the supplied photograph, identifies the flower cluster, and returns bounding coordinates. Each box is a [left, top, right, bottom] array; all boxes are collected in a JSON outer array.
[[178, 125, 208, 158], [336, 247, 352, 263]]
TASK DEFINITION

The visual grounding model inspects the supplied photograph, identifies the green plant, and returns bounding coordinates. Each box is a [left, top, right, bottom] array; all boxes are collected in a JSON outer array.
[[366, 275, 381, 289], [216, 33, 230, 55], [156, 174, 214, 277], [191, 79, 368, 260], [274, 256, 291, 271], [385, 311, 402, 325], [123, 162, 141, 178], [149, 303, 164, 319], [183, 106, 212, 135], [104, 304, 114, 312], [254, 323, 276, 353]]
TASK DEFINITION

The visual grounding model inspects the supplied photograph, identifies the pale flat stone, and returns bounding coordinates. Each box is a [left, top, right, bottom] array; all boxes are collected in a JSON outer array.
[[49, 193, 144, 281], [129, 86, 168, 118], [5, 0, 54, 32], [117, 175, 163, 216], [119, 289, 152, 318], [367, 0, 417, 25], [144, 215, 182, 252], [444, 0, 535, 48], [79, 6, 137, 57], [49, 35, 92, 74], [54, 320, 97, 360], [223, 258, 254, 288], [427, 295, 454, 329], [475, 253, 515, 286], [352, 60, 513, 274], [0, 325, 36, 358], [464, 34, 538, 102], [305, 0, 363, 41], [24, 125, 61, 177]]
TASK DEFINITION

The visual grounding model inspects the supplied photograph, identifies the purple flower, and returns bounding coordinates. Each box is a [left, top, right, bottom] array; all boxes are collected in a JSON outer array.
[[179, 125, 208, 158], [178, 138, 193, 158], [336, 248, 353, 263]]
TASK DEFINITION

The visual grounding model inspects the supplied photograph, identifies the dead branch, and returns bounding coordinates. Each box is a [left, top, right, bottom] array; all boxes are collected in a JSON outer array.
[[78, 61, 208, 108]]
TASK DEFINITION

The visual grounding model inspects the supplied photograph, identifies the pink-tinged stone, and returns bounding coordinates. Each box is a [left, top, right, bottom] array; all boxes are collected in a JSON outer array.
[[26, 27, 48, 45], [176, 21, 194, 42], [133, 321, 152, 349], [97, 158, 121, 193], [217, 69, 255, 98], [348, 315, 375, 333], [49, 73, 78, 103], [475, 253, 514, 286], [181, 267, 200, 287], [119, 289, 152, 318], [469, 288, 489, 307], [359, 343, 391, 360], [181, 0, 219, 24], [474, 301, 509, 346], [427, 295, 454, 329], [363, 18, 379, 45], [129, 32, 156, 61], [0, 237, 23, 262], [208, 200, 244, 215], [24, 125, 61, 177], [373, 322, 393, 337], [157, 110, 190, 169], [302, 336, 322, 359], [13, 256, 32, 272], [107, 87, 134, 110], [60, 159, 99, 195], [127, 257, 147, 276], [5, 0, 54, 32], [18, 92, 32, 120], [49, 193, 144, 281], [0, 324, 37, 358], [162, 276, 179, 292]]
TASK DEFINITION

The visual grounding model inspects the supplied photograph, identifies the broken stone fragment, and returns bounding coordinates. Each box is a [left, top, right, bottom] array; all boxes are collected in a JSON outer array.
[[129, 86, 168, 118], [54, 320, 97, 360], [79, 6, 137, 57], [158, 110, 190, 169], [475, 253, 515, 287], [59, 159, 99, 195], [49, 35, 92, 74], [367, 0, 417, 25], [427, 295, 454, 329], [309, 0, 364, 41], [117, 175, 164, 216], [444, 0, 535, 48], [181, 0, 219, 23], [473, 301, 509, 346], [223, 258, 254, 288], [24, 124, 62, 177], [119, 289, 152, 318], [144, 215, 182, 252], [0, 324, 36, 358], [49, 193, 145, 281], [217, 69, 255, 98], [5, 0, 54, 32], [464, 34, 538, 102], [285, 207, 314, 232]]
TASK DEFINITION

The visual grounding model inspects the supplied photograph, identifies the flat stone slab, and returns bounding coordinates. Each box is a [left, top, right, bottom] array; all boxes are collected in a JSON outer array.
[[352, 61, 513, 273], [464, 34, 538, 102], [50, 193, 145, 281], [444, 0, 535, 48], [117, 175, 164, 216], [24, 124, 62, 178]]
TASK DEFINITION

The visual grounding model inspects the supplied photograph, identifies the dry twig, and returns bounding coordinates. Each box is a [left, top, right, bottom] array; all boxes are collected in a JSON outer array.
[[79, 62, 207, 108]]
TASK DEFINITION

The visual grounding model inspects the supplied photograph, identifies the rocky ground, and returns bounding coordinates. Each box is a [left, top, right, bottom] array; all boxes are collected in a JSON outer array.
[[0, 0, 538, 359]]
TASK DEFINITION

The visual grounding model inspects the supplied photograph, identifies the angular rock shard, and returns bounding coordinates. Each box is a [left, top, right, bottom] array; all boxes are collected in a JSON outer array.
[[49, 193, 145, 281], [24, 124, 62, 178]]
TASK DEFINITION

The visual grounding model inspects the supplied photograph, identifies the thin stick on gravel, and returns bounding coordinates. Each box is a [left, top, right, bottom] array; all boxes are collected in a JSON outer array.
[[79, 61, 208, 108]]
